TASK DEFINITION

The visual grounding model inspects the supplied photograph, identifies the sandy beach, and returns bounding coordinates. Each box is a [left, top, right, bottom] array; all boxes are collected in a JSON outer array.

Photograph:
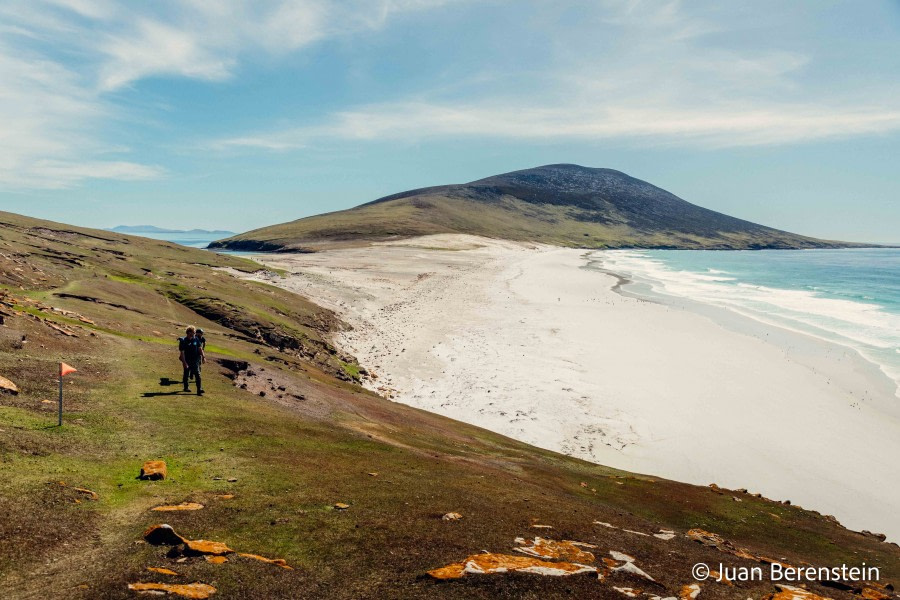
[[246, 234, 900, 540]]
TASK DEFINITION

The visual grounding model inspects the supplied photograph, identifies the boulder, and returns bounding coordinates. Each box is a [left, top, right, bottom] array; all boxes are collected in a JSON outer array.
[[144, 524, 187, 546], [0, 375, 18, 395], [140, 460, 168, 480]]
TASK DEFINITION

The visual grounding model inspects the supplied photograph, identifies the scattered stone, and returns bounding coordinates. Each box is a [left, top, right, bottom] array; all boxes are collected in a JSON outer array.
[[764, 584, 831, 600], [237, 553, 293, 570], [614, 587, 642, 597], [226, 478, 238, 483], [608, 551, 656, 583], [531, 524, 553, 529], [680, 583, 701, 600], [0, 375, 19, 395], [140, 461, 168, 481], [442, 512, 463, 521], [428, 553, 597, 580], [367, 472, 378, 477], [147, 567, 179, 576], [514, 537, 596, 563], [686, 529, 758, 561], [152, 502, 204, 512], [860, 530, 888, 542], [334, 503, 350, 510], [184, 539, 233, 556], [144, 524, 187, 546], [653, 530, 676, 541], [204, 556, 228, 564], [127, 582, 216, 599], [214, 494, 234, 500]]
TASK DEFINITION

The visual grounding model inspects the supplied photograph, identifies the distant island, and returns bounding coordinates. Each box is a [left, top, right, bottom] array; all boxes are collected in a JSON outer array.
[[108, 225, 235, 235], [210, 164, 865, 252]]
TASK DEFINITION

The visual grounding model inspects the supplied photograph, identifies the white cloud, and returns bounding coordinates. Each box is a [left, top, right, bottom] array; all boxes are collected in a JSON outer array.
[[0, 0, 458, 189], [211, 1, 900, 150]]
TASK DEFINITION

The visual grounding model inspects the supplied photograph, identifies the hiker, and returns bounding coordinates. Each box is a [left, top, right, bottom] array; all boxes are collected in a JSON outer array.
[[178, 326, 205, 395]]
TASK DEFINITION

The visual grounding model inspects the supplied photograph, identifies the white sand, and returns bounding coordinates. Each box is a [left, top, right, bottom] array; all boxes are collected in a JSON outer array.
[[246, 234, 900, 540]]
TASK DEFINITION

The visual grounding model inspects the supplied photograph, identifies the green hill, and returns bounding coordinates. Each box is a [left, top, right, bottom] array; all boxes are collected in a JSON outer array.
[[211, 164, 857, 251], [1, 210, 895, 599]]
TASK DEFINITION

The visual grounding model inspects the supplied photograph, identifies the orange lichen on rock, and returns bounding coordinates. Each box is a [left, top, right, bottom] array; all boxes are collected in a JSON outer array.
[[680, 583, 701, 600], [514, 537, 596, 564], [184, 539, 233, 556], [152, 502, 205, 512], [237, 553, 293, 570], [205, 556, 228, 564], [147, 567, 179, 576], [140, 460, 168, 480], [686, 528, 766, 562], [860, 585, 892, 600], [127, 582, 216, 599], [0, 375, 19, 395], [764, 584, 832, 600], [428, 553, 596, 579], [214, 494, 234, 500]]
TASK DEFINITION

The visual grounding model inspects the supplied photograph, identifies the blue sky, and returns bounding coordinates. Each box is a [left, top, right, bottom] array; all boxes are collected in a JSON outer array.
[[0, 1, 899, 242]]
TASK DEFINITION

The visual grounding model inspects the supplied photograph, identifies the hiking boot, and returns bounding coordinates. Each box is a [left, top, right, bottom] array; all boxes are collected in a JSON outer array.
[[197, 389, 204, 396], [183, 387, 190, 392]]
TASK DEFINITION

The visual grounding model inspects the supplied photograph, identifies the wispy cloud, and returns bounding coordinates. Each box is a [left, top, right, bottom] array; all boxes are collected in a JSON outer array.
[[0, 0, 456, 189], [212, 0, 900, 150]]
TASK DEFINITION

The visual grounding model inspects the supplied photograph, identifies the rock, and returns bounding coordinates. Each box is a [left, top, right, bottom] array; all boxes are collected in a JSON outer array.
[[140, 461, 168, 480], [0, 375, 19, 395], [531, 524, 553, 529], [861, 585, 892, 600], [334, 502, 350, 510], [184, 539, 233, 556], [226, 478, 238, 483], [763, 584, 832, 600], [144, 524, 187, 546], [127, 582, 216, 599], [428, 553, 597, 580], [237, 553, 293, 569], [204, 556, 228, 564], [367, 472, 378, 477], [653, 530, 676, 541], [614, 587, 642, 597], [680, 584, 701, 600], [152, 502, 205, 512], [214, 494, 234, 500], [147, 567, 179, 576], [441, 512, 463, 521], [686, 529, 758, 561], [514, 537, 596, 563], [860, 530, 888, 542]]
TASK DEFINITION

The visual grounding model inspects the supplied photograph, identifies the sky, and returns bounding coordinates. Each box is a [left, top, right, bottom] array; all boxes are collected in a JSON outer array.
[[0, 0, 899, 242]]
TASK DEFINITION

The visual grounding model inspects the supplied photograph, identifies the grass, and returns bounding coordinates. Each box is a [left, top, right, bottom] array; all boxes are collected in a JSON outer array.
[[0, 210, 897, 599]]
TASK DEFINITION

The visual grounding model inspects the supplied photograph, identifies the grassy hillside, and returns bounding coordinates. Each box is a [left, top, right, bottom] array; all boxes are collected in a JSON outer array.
[[1, 211, 897, 599], [211, 165, 856, 251]]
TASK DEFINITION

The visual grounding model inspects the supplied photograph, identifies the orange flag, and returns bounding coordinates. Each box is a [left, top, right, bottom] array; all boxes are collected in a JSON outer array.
[[60, 362, 77, 377]]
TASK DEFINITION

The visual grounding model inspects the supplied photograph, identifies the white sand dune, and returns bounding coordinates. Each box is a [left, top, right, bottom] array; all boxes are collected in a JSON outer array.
[[246, 234, 900, 540]]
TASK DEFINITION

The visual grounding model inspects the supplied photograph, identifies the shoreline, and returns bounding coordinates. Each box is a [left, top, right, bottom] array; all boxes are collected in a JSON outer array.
[[243, 235, 900, 540]]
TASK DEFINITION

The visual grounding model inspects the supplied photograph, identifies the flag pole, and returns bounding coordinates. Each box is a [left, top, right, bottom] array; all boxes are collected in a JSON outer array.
[[58, 362, 63, 427]]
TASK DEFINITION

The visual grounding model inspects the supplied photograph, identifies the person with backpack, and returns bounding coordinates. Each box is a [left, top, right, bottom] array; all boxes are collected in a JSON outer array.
[[178, 326, 205, 395]]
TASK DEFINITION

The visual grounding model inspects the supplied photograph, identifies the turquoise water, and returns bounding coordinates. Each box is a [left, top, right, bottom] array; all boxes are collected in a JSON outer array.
[[599, 248, 900, 395]]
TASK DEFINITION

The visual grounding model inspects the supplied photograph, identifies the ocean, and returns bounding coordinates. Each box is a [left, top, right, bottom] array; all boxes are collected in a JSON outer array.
[[597, 248, 900, 397], [133, 231, 227, 248]]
